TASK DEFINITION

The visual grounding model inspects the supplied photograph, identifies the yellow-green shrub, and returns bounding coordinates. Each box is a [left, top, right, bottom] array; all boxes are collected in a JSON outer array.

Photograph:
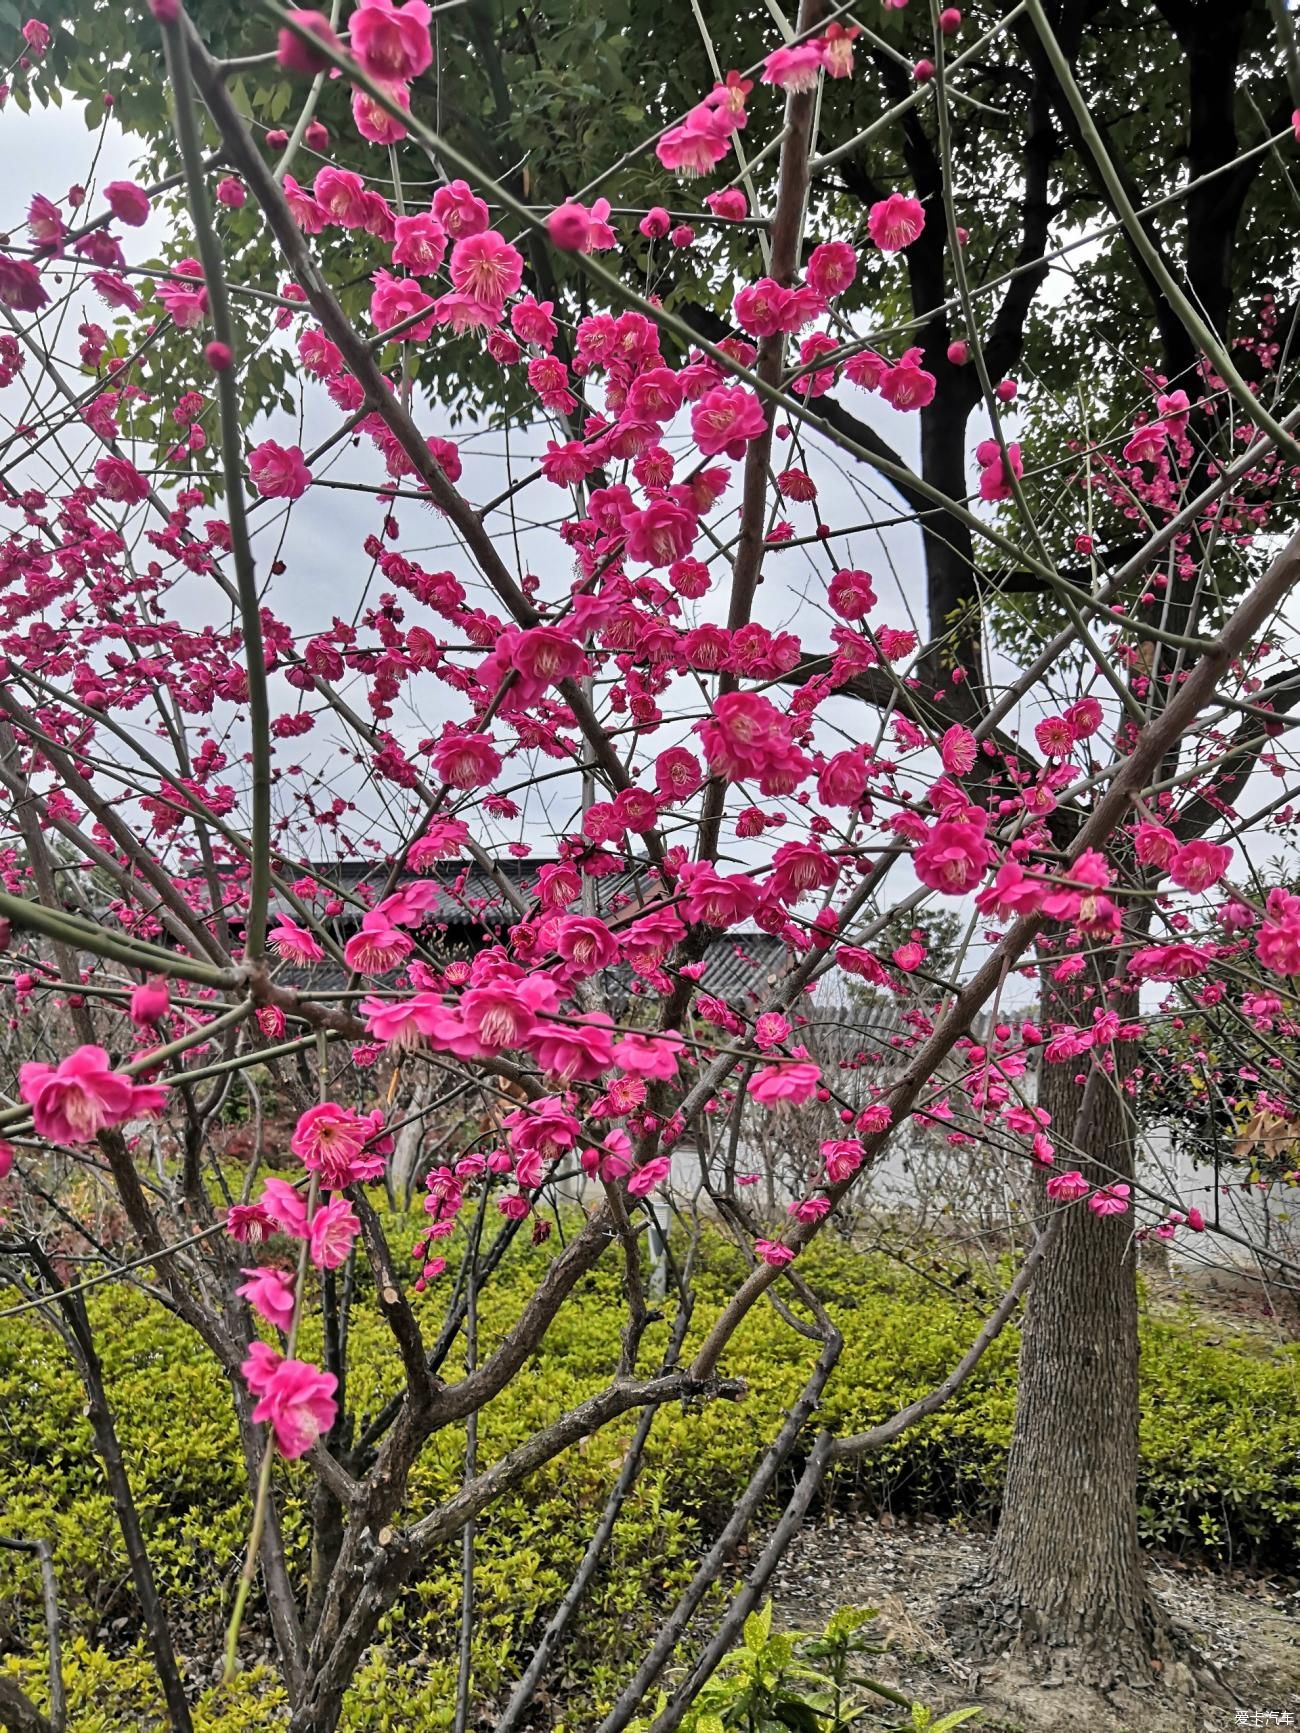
[[1, 1226, 1296, 1730]]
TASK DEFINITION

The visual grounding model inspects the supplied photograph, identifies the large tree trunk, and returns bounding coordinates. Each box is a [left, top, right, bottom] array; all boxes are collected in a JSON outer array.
[[973, 962, 1169, 1682]]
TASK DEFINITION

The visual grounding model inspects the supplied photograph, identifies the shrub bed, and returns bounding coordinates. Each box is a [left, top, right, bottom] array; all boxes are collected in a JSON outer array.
[[1, 1225, 1296, 1729]]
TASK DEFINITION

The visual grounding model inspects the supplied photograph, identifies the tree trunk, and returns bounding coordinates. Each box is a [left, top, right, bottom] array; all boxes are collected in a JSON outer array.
[[975, 963, 1168, 1682]]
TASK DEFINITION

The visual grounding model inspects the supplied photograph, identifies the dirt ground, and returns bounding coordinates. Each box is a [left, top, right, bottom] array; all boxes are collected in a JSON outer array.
[[768, 1513, 1300, 1733]]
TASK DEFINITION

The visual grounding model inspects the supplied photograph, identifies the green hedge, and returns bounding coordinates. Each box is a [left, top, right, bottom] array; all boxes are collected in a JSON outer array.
[[1, 1226, 1296, 1730]]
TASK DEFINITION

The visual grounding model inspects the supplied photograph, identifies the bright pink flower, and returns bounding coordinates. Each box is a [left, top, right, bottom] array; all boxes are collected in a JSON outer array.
[[535, 860, 582, 910], [291, 1102, 385, 1188], [238, 1265, 296, 1331], [705, 187, 748, 219], [817, 20, 859, 74], [314, 167, 369, 227], [1256, 888, 1300, 975], [449, 230, 524, 312], [880, 349, 936, 410], [259, 1177, 309, 1238], [690, 384, 766, 458], [241, 1340, 283, 1397], [530, 1015, 615, 1082], [391, 211, 448, 274], [1133, 822, 1177, 867], [370, 269, 436, 340], [1065, 696, 1103, 739], [750, 1061, 821, 1106], [156, 270, 208, 328], [611, 1030, 683, 1081], [251, 1357, 337, 1458], [349, 0, 433, 80], [974, 861, 1044, 920], [352, 77, 411, 144], [733, 278, 794, 337], [828, 567, 876, 619], [1045, 1168, 1090, 1202], [770, 840, 839, 904], [821, 1139, 864, 1182], [460, 977, 551, 1050], [844, 349, 888, 391], [308, 1197, 360, 1269], [698, 690, 797, 782], [267, 916, 324, 961], [1186, 1206, 1205, 1232], [940, 724, 976, 775], [1127, 944, 1209, 982], [553, 915, 619, 974], [228, 1204, 272, 1244], [249, 441, 312, 500], [431, 731, 501, 789], [21, 18, 49, 54], [19, 1046, 157, 1143], [628, 1155, 672, 1198], [94, 455, 149, 504], [343, 915, 412, 975], [26, 195, 63, 250], [0, 254, 49, 313], [547, 201, 589, 251], [104, 181, 151, 227], [761, 43, 823, 90], [868, 193, 925, 251], [1034, 714, 1075, 758], [432, 178, 490, 237], [755, 1239, 796, 1267], [655, 746, 703, 802], [806, 240, 857, 298], [1087, 1182, 1130, 1217], [657, 117, 731, 178], [1168, 840, 1231, 892], [976, 438, 1023, 502], [914, 820, 993, 894], [817, 749, 868, 808]]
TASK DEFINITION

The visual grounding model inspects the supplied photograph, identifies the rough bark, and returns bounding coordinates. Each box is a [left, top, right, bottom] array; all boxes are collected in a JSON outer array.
[[0, 1678, 54, 1733], [972, 962, 1167, 1682]]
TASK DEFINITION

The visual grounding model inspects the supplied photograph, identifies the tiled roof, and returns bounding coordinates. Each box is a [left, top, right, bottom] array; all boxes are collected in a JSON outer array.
[[272, 858, 790, 1007]]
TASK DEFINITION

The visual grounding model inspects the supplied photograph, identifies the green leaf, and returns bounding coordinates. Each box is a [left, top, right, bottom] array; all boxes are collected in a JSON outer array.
[[744, 1600, 774, 1654]]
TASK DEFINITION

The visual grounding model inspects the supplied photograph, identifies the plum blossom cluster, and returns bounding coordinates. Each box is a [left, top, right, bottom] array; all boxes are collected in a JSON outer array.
[[0, 0, 1291, 1480]]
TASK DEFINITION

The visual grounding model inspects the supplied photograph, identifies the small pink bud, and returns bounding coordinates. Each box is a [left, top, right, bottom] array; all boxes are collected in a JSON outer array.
[[265, 128, 290, 149], [946, 339, 968, 365], [204, 340, 233, 371], [913, 58, 934, 81], [995, 377, 1017, 402], [304, 119, 329, 151], [148, 0, 181, 22], [130, 977, 170, 1027], [939, 6, 961, 32], [670, 223, 695, 248]]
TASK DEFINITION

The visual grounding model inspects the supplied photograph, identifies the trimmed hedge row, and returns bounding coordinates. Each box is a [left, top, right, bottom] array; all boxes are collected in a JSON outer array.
[[1, 1225, 1296, 1729]]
